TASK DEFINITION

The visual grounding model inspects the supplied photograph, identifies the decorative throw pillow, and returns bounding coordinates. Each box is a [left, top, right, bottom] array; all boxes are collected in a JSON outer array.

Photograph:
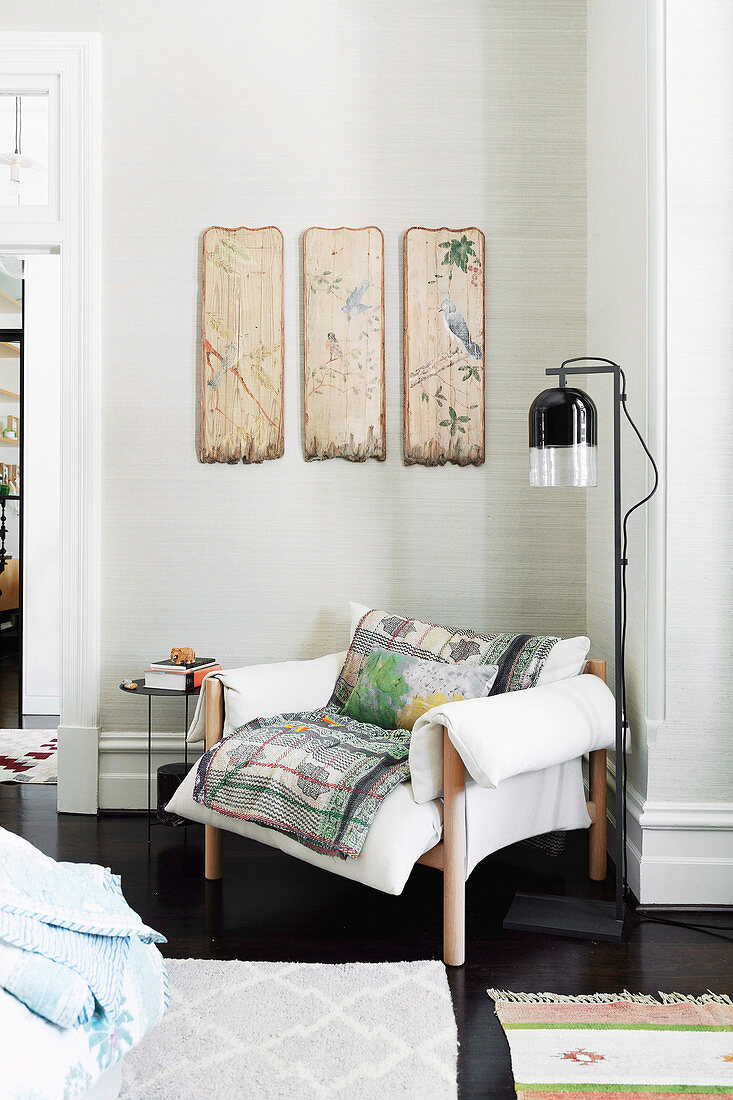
[[342, 648, 499, 731], [331, 606, 560, 710]]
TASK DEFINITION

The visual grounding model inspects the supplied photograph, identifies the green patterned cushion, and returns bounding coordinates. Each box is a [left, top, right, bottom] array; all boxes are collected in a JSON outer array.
[[342, 648, 498, 731]]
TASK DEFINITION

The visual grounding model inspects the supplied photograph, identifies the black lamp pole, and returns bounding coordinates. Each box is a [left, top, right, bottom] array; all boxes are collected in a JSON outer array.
[[504, 356, 631, 941], [549, 360, 625, 927]]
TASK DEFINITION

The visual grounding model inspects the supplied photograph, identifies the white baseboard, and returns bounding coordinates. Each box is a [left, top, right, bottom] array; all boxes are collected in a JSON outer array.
[[98, 731, 202, 811], [636, 797, 733, 906], [606, 763, 733, 907], [58, 725, 99, 814]]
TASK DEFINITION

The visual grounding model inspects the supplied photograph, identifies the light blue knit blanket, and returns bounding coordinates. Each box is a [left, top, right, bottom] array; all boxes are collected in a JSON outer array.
[[0, 827, 165, 1026]]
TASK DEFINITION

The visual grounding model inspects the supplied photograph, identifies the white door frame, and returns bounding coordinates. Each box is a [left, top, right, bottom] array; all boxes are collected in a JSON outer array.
[[0, 32, 101, 812]]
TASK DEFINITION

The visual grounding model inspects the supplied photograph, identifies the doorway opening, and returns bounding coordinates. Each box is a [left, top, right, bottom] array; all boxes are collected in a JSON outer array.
[[0, 253, 60, 786]]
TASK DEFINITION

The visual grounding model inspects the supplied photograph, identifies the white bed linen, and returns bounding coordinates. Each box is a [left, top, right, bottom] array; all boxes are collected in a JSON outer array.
[[168, 758, 588, 895], [85, 1063, 121, 1100], [0, 936, 166, 1100]]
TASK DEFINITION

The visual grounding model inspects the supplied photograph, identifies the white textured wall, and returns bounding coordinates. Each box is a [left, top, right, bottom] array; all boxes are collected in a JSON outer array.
[[586, 0, 650, 795], [659, 0, 733, 801], [3, 1, 588, 745]]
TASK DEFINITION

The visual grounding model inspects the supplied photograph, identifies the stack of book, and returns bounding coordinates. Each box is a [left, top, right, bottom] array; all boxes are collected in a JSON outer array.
[[144, 657, 221, 691]]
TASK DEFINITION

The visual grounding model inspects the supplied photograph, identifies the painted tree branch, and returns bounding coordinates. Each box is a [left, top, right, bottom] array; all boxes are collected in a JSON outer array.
[[409, 350, 472, 388]]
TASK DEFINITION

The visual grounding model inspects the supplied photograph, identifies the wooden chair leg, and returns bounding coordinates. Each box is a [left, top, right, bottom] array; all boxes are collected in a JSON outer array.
[[443, 727, 466, 967], [588, 748, 608, 881], [204, 824, 222, 881], [204, 677, 224, 881], [584, 659, 609, 884]]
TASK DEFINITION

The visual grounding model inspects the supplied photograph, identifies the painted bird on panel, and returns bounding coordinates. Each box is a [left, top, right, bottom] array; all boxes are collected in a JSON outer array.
[[326, 332, 344, 360], [439, 298, 482, 361], [342, 281, 372, 317]]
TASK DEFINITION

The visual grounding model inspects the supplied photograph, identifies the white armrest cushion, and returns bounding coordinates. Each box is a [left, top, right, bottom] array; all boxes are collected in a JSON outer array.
[[409, 674, 615, 803], [186, 651, 347, 743]]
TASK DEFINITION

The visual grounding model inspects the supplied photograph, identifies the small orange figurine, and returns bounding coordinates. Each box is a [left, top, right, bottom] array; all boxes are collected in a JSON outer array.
[[170, 647, 196, 666]]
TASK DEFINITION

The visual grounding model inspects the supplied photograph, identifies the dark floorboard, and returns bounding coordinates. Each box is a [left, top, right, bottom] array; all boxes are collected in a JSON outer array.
[[1, 784, 731, 1098], [0, 653, 59, 728], [0, 652, 19, 727]]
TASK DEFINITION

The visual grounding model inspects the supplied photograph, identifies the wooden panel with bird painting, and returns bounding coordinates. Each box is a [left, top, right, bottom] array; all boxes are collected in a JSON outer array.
[[303, 226, 385, 461], [200, 226, 284, 463], [403, 227, 485, 466]]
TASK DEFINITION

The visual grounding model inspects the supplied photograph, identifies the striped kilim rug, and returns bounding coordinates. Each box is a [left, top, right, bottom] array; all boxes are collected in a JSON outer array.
[[488, 990, 733, 1098], [0, 730, 57, 784]]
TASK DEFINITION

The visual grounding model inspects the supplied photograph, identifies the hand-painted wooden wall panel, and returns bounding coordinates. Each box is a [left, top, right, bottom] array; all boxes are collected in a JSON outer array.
[[303, 226, 385, 461], [200, 226, 284, 463], [403, 227, 485, 467]]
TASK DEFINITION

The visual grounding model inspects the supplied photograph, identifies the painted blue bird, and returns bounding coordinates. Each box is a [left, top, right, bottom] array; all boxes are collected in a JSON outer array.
[[439, 298, 482, 361], [342, 280, 371, 317]]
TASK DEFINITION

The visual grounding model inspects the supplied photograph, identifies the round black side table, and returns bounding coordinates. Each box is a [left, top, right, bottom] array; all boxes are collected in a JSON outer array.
[[119, 677, 200, 844]]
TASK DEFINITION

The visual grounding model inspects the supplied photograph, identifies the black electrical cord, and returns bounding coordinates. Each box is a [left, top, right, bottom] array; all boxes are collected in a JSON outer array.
[[617, 366, 659, 902], [632, 911, 733, 943]]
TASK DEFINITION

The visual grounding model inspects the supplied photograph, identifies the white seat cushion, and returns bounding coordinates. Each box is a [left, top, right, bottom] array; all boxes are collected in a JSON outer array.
[[168, 764, 442, 896]]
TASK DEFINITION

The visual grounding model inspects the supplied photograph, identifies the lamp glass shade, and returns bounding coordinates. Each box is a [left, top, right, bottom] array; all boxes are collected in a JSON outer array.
[[529, 386, 598, 487]]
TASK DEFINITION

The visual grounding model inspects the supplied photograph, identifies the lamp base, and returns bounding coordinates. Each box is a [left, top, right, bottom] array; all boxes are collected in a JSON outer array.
[[503, 893, 624, 942]]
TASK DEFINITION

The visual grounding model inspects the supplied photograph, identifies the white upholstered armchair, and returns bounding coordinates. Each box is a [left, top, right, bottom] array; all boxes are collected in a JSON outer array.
[[169, 652, 614, 966]]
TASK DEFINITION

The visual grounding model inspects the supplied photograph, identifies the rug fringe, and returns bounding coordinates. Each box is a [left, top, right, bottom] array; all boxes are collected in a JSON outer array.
[[657, 991, 732, 1006], [487, 990, 658, 1005], [487, 989, 732, 1007]]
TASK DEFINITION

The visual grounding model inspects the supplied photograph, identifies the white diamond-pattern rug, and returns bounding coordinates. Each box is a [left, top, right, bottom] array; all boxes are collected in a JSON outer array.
[[120, 959, 457, 1100]]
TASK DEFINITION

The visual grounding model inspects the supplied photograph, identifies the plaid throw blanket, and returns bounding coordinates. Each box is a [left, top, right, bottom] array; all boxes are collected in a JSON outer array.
[[330, 608, 560, 708], [193, 708, 410, 859]]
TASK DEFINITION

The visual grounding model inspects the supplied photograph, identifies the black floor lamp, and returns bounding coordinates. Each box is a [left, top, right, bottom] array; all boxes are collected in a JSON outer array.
[[503, 356, 658, 942]]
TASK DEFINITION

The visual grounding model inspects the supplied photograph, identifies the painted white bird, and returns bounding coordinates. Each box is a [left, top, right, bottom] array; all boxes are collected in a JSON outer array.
[[207, 342, 240, 390], [439, 298, 482, 361]]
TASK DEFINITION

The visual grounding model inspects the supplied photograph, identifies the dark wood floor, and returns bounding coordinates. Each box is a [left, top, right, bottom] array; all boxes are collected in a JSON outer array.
[[0, 652, 19, 727], [1, 784, 730, 1098], [0, 652, 59, 729]]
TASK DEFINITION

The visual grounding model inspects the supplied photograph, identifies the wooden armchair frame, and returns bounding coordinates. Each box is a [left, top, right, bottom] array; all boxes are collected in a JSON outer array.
[[203, 660, 608, 967]]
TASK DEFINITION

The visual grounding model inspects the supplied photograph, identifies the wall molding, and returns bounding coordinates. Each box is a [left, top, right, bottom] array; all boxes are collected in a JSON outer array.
[[639, 800, 733, 832], [99, 731, 200, 754]]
